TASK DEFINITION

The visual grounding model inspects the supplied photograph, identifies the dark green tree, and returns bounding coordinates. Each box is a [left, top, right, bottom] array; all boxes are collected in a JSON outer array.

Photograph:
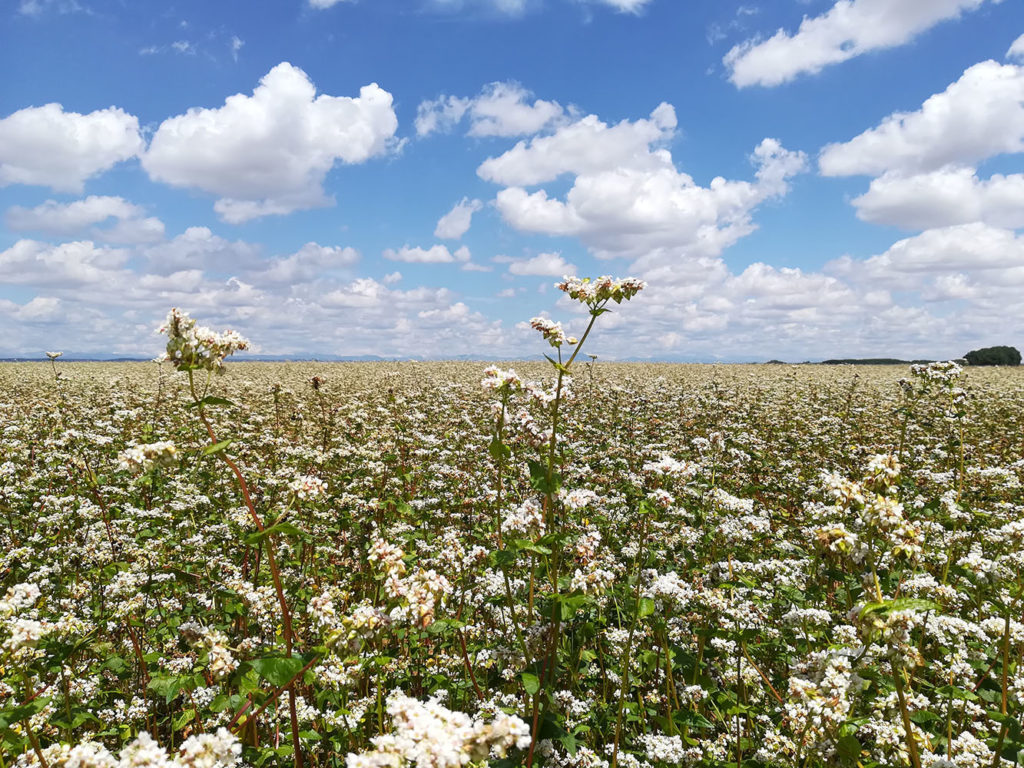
[[963, 345, 1021, 366]]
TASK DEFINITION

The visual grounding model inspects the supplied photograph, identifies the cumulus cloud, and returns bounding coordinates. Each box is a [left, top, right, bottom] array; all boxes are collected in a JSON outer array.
[[819, 61, 1024, 177], [828, 223, 1024, 285], [435, 198, 483, 239], [0, 296, 65, 323], [507, 252, 577, 276], [725, 0, 1000, 88], [249, 242, 360, 284], [5, 196, 165, 244], [1008, 33, 1024, 62], [0, 239, 130, 287], [483, 103, 806, 262], [851, 167, 1024, 230], [0, 104, 143, 193], [143, 227, 263, 275], [142, 62, 399, 222], [0, 234, 505, 359], [382, 244, 472, 263], [478, 102, 676, 186], [416, 82, 566, 138]]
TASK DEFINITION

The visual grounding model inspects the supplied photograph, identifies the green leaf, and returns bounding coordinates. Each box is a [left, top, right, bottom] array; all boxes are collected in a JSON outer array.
[[489, 548, 519, 569], [173, 709, 196, 731], [0, 697, 51, 732], [245, 522, 307, 546], [638, 597, 656, 618], [251, 656, 305, 688], [559, 594, 588, 621], [514, 538, 552, 555], [488, 438, 511, 462], [527, 459, 562, 495], [147, 675, 184, 705], [202, 439, 234, 456], [521, 672, 541, 695]]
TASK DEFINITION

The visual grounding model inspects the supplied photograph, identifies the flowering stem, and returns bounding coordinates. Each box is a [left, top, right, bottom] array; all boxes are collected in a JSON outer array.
[[186, 369, 303, 768], [612, 513, 650, 768]]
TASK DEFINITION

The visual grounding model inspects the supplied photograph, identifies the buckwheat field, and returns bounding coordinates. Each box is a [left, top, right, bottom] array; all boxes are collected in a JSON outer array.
[[2, 278, 1023, 768]]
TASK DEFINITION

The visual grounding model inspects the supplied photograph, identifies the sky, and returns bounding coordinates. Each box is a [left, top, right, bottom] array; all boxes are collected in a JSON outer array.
[[1, 0, 1023, 362]]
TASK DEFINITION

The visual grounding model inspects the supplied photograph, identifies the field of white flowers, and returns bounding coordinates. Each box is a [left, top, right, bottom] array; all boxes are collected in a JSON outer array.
[[1, 278, 1022, 768]]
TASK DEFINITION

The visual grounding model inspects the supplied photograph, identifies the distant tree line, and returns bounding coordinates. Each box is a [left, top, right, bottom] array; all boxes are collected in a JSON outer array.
[[963, 346, 1021, 366]]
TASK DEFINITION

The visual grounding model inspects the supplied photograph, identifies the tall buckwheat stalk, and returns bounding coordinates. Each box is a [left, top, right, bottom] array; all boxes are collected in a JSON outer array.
[[482, 276, 646, 767], [158, 309, 305, 768]]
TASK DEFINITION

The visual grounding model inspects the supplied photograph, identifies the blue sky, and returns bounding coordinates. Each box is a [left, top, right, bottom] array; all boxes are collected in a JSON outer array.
[[1, 0, 1023, 361]]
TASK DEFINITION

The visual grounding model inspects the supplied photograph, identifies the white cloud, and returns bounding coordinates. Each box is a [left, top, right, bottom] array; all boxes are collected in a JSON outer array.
[[487, 105, 806, 262], [309, 0, 356, 7], [851, 167, 1024, 230], [426, 0, 530, 17], [829, 223, 1024, 283], [0, 239, 130, 287], [230, 36, 244, 61], [507, 252, 577, 276], [5, 196, 165, 244], [435, 198, 483, 239], [0, 104, 142, 193], [1008, 33, 1024, 62], [143, 227, 263, 275], [426, 0, 649, 16], [416, 82, 566, 138], [725, 0, 1000, 88], [0, 235, 508, 359], [249, 242, 360, 284], [382, 244, 472, 263], [414, 96, 471, 137], [478, 102, 676, 186], [466, 82, 566, 137], [18, 0, 86, 16], [589, 0, 651, 13], [142, 63, 399, 222], [819, 61, 1024, 177]]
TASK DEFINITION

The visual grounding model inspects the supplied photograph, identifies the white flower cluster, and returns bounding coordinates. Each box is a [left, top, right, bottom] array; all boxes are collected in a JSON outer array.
[[638, 733, 689, 764], [157, 307, 250, 373], [501, 499, 545, 537], [14, 728, 240, 768], [0, 582, 41, 616], [555, 275, 646, 307], [559, 488, 598, 511], [345, 691, 530, 768], [642, 455, 697, 481], [1, 582, 52, 662], [570, 565, 615, 596], [179, 620, 237, 681], [529, 317, 574, 348], [910, 360, 963, 385], [371, 537, 452, 628], [117, 440, 177, 473], [480, 366, 523, 392], [289, 474, 328, 500]]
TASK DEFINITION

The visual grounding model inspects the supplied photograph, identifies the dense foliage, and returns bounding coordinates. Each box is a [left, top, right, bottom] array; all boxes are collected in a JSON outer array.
[[2, 285, 1023, 768], [963, 347, 1021, 367]]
